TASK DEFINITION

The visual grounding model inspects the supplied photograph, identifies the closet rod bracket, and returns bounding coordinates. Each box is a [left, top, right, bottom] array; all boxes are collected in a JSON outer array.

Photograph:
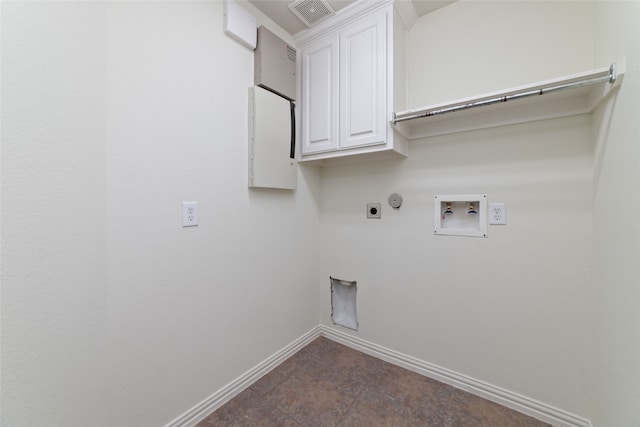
[[609, 63, 617, 84]]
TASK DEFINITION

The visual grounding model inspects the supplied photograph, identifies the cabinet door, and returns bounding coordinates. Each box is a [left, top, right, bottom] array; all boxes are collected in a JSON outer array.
[[301, 35, 339, 155], [339, 12, 386, 149]]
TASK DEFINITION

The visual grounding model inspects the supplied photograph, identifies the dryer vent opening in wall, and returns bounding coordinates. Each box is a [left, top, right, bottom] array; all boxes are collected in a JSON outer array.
[[330, 277, 358, 331]]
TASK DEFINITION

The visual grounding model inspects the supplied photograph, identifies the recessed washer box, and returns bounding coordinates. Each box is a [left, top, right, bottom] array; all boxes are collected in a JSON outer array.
[[434, 194, 487, 237]]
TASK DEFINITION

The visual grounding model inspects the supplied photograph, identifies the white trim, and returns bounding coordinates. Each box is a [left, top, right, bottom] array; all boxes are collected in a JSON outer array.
[[318, 325, 592, 427], [166, 324, 592, 427], [393, 0, 418, 30], [294, 0, 391, 47], [164, 326, 322, 427]]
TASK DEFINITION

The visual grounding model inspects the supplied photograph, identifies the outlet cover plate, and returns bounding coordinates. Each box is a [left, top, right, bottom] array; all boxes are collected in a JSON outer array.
[[367, 203, 381, 219], [489, 202, 506, 225], [182, 201, 199, 227]]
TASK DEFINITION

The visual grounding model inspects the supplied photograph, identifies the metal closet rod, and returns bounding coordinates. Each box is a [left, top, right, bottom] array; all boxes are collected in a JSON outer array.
[[392, 63, 618, 124]]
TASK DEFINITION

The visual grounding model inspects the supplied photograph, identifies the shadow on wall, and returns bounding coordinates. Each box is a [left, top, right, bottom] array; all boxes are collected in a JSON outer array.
[[592, 87, 621, 187]]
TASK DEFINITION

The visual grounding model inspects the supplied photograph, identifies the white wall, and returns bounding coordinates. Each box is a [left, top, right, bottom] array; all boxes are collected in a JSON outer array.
[[406, 0, 594, 108], [3, 1, 639, 426], [2, 2, 321, 426], [590, 2, 640, 426], [319, 0, 596, 418], [1, 3, 109, 426], [104, 2, 321, 425]]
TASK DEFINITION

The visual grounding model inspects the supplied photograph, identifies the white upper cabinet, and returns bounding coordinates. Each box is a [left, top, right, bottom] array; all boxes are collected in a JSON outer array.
[[301, 35, 339, 154], [295, 1, 408, 164], [339, 12, 386, 149]]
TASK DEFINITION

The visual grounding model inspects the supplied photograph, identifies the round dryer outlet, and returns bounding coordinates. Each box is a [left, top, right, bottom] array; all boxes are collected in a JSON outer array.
[[388, 193, 403, 209]]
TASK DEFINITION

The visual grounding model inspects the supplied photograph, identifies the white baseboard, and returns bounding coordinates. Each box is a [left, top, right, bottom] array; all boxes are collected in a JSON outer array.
[[318, 325, 592, 427], [166, 324, 592, 427], [164, 326, 322, 427]]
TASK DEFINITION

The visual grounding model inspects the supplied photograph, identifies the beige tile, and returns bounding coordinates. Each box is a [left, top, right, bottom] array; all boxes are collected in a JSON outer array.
[[337, 388, 447, 427], [372, 363, 455, 403], [445, 389, 551, 427], [264, 364, 363, 426], [196, 389, 301, 427], [203, 338, 552, 427], [250, 337, 341, 396], [249, 352, 307, 397]]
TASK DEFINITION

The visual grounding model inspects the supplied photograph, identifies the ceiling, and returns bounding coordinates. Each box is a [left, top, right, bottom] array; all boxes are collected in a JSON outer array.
[[248, 0, 456, 36]]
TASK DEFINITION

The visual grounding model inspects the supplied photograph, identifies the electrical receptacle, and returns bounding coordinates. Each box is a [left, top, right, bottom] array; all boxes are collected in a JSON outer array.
[[489, 202, 506, 225], [367, 203, 381, 219], [182, 202, 198, 227]]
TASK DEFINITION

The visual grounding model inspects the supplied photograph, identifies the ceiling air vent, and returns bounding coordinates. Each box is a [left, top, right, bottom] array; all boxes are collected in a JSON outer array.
[[288, 0, 336, 28]]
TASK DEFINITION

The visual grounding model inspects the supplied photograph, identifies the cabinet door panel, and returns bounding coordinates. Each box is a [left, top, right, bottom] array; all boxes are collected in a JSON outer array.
[[340, 13, 386, 149], [301, 36, 339, 154]]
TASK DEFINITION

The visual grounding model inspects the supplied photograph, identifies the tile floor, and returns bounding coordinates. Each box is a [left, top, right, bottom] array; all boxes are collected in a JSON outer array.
[[197, 337, 550, 427]]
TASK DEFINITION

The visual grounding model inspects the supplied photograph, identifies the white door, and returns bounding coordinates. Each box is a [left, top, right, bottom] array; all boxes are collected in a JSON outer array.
[[300, 34, 339, 155], [339, 12, 386, 149], [249, 86, 297, 190]]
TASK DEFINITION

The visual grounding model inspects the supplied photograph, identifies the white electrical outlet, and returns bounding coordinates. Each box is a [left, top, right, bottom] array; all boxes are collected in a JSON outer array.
[[489, 202, 506, 225], [182, 202, 198, 227]]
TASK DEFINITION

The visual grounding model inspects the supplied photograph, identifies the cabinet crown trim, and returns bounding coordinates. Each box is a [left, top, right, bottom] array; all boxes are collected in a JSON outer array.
[[294, 0, 391, 46]]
